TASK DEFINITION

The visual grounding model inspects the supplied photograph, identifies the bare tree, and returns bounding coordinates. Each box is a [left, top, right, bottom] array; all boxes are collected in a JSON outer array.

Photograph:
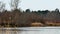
[[10, 0, 20, 10], [0, 2, 5, 12]]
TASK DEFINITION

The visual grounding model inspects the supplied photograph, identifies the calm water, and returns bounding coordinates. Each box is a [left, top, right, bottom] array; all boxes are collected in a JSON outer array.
[[0, 27, 60, 34]]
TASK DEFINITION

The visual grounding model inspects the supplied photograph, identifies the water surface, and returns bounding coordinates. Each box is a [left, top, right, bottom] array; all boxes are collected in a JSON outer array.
[[0, 27, 60, 34]]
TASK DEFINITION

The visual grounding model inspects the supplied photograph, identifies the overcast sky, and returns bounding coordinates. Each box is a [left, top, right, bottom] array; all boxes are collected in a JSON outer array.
[[0, 0, 60, 11]]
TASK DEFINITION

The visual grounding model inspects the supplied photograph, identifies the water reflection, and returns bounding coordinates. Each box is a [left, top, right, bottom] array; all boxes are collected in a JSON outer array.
[[0, 27, 60, 34]]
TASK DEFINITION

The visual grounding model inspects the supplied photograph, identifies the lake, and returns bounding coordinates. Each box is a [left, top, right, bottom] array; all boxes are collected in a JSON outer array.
[[0, 27, 60, 34]]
